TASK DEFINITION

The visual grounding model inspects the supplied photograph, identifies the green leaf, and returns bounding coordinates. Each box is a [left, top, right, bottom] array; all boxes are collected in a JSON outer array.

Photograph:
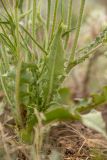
[[44, 105, 80, 124], [62, 27, 77, 37], [82, 110, 107, 138], [20, 128, 33, 144], [58, 87, 72, 105], [92, 94, 104, 105], [91, 86, 107, 106], [103, 86, 107, 100], [43, 25, 65, 109], [75, 86, 107, 113]]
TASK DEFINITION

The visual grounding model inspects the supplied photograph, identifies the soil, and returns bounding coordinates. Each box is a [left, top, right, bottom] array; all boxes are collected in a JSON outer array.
[[43, 122, 107, 160], [0, 92, 107, 160]]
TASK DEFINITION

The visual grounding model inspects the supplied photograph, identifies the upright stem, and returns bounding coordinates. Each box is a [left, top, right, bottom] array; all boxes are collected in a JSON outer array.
[[64, 0, 73, 49], [15, 60, 24, 128], [26, 0, 31, 30], [67, 0, 86, 72], [61, 0, 64, 21], [15, 2, 20, 59], [0, 76, 12, 106], [45, 0, 51, 49], [47, 0, 51, 32], [50, 0, 59, 42], [7, 0, 13, 16], [32, 109, 43, 160], [32, 0, 37, 47], [15, 3, 23, 127]]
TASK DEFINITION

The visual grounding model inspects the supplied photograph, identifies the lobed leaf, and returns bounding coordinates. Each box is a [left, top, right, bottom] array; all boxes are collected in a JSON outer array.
[[43, 25, 65, 109]]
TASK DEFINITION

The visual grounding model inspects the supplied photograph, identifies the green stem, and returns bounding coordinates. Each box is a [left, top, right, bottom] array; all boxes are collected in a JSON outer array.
[[32, 0, 36, 37], [62, 43, 102, 86], [67, 0, 86, 71], [7, 0, 13, 16], [15, 3, 23, 127], [0, 76, 12, 106], [50, 0, 59, 41], [64, 0, 73, 49], [32, 0, 37, 53], [15, 2, 20, 58], [1, 43, 9, 70], [15, 60, 23, 127], [61, 0, 64, 21], [68, 43, 102, 69], [1, 0, 12, 20], [47, 0, 51, 32], [44, 0, 51, 50], [26, 0, 31, 30], [21, 25, 48, 55]]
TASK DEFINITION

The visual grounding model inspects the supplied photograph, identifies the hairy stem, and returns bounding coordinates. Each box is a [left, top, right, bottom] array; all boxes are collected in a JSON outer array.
[[15, 2, 20, 58], [67, 0, 86, 71], [62, 43, 102, 86], [0, 76, 12, 106], [15, 60, 23, 127], [33, 109, 43, 160], [32, 0, 37, 56], [64, 0, 73, 49], [26, 0, 31, 30], [50, 0, 59, 42], [47, 0, 51, 32], [61, 0, 64, 21], [21, 25, 48, 55], [15, 3, 23, 127]]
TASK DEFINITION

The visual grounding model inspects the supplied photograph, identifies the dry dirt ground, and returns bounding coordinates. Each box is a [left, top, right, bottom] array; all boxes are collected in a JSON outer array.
[[0, 90, 107, 160], [43, 122, 107, 160], [0, 106, 107, 160]]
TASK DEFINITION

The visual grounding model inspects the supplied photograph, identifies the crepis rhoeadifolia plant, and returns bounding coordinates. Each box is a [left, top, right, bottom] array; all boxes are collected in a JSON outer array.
[[0, 0, 107, 148]]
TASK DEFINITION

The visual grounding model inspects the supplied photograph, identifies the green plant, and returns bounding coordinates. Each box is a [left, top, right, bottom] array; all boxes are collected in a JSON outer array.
[[0, 0, 107, 159]]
